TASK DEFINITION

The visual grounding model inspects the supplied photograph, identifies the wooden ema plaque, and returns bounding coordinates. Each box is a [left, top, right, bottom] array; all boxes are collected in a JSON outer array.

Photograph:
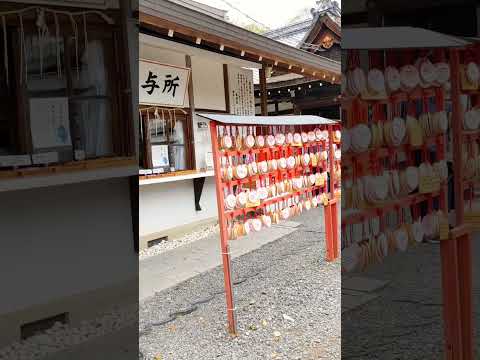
[[419, 175, 441, 194], [464, 211, 480, 230], [439, 217, 450, 241]]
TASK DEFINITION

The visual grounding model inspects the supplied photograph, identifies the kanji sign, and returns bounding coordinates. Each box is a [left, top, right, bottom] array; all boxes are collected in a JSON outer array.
[[139, 60, 190, 107]]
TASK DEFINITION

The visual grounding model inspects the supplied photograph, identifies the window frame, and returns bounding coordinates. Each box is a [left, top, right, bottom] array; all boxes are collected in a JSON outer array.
[[0, 5, 135, 182], [139, 105, 195, 173]]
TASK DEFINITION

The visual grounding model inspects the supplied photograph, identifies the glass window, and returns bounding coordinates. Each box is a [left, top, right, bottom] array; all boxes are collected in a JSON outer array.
[[140, 107, 190, 172], [0, 15, 130, 173]]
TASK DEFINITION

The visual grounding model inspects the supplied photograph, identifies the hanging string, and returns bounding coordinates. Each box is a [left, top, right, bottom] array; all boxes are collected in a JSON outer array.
[[173, 110, 177, 139], [53, 12, 61, 79], [38, 14, 42, 78], [69, 14, 79, 80], [161, 108, 165, 137], [146, 108, 150, 139], [154, 107, 159, 137], [168, 110, 175, 141], [1, 16, 8, 88], [36, 8, 49, 79], [0, 7, 114, 25], [83, 13, 88, 63], [0, 6, 114, 85], [19, 13, 27, 84]]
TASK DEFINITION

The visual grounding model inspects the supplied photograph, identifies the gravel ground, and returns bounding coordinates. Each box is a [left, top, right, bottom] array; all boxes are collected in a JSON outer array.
[[139, 209, 341, 360], [0, 304, 137, 360], [342, 233, 480, 359], [139, 223, 219, 260]]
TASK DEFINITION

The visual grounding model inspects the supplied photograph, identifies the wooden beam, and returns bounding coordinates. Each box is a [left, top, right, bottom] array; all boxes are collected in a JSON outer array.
[[223, 64, 231, 113], [259, 65, 268, 116], [139, 12, 341, 83], [119, 0, 136, 157]]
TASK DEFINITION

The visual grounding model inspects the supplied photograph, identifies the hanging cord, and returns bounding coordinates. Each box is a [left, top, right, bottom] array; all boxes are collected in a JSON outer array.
[[0, 6, 114, 25], [173, 109, 177, 139], [154, 107, 159, 137], [83, 13, 88, 64], [53, 12, 61, 79], [36, 8, 49, 79], [0, 6, 113, 84], [68, 14, 79, 80], [37, 9, 42, 78], [161, 109, 165, 137], [19, 13, 27, 84], [169, 109, 174, 140], [1, 16, 8, 88]]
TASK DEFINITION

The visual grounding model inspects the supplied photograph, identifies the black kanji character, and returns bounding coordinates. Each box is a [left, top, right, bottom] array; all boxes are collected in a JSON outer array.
[[162, 74, 180, 97], [141, 71, 160, 95]]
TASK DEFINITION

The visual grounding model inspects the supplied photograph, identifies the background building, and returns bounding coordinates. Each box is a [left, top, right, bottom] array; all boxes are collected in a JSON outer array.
[[138, 0, 340, 250], [255, 1, 341, 119]]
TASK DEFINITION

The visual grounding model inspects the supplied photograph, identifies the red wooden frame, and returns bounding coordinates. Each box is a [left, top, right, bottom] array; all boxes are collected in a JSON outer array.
[[209, 119, 339, 333], [341, 47, 474, 358]]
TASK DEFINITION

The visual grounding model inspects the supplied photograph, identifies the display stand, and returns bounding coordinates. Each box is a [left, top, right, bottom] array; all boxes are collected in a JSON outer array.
[[201, 113, 340, 333], [341, 28, 472, 359]]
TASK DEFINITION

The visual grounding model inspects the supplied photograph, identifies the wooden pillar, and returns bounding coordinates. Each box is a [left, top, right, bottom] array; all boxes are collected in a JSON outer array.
[[259, 64, 268, 116], [450, 49, 464, 225], [450, 49, 474, 360], [223, 64, 231, 113], [445, 48, 471, 360], [119, 0, 135, 157], [141, 112, 153, 169], [185, 55, 196, 170], [210, 121, 237, 334]]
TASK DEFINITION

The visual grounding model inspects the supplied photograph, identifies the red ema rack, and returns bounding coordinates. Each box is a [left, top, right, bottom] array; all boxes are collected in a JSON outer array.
[[205, 114, 340, 335], [341, 47, 448, 240], [341, 45, 478, 360]]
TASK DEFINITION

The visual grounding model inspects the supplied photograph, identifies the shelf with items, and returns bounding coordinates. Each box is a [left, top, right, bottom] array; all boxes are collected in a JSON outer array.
[[0, 156, 137, 192]]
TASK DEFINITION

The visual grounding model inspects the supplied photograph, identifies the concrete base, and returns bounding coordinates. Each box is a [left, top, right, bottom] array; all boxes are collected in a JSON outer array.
[[0, 278, 137, 349], [139, 217, 218, 251], [139, 221, 301, 301]]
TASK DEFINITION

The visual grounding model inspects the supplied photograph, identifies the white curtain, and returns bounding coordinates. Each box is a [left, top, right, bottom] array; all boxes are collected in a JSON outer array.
[[173, 120, 185, 170], [78, 40, 112, 158]]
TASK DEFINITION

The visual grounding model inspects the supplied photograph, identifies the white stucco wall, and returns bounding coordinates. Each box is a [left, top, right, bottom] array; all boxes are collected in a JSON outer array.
[[0, 178, 136, 315], [138, 34, 258, 238], [139, 177, 218, 237]]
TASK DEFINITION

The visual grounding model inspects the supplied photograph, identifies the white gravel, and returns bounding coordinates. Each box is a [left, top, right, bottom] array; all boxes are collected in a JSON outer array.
[[139, 209, 341, 360], [0, 304, 137, 360], [139, 223, 219, 260]]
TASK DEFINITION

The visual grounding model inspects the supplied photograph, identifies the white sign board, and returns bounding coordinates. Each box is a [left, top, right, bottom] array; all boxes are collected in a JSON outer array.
[[29, 97, 72, 150], [228, 66, 255, 116], [0, 155, 32, 168], [151, 144, 170, 168], [139, 59, 190, 107]]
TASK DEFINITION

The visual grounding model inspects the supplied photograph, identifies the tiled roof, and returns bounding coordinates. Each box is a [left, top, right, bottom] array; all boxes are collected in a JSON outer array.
[[263, 7, 340, 49]]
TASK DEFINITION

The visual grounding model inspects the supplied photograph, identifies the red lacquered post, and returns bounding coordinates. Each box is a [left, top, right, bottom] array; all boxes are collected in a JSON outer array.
[[210, 121, 237, 334]]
